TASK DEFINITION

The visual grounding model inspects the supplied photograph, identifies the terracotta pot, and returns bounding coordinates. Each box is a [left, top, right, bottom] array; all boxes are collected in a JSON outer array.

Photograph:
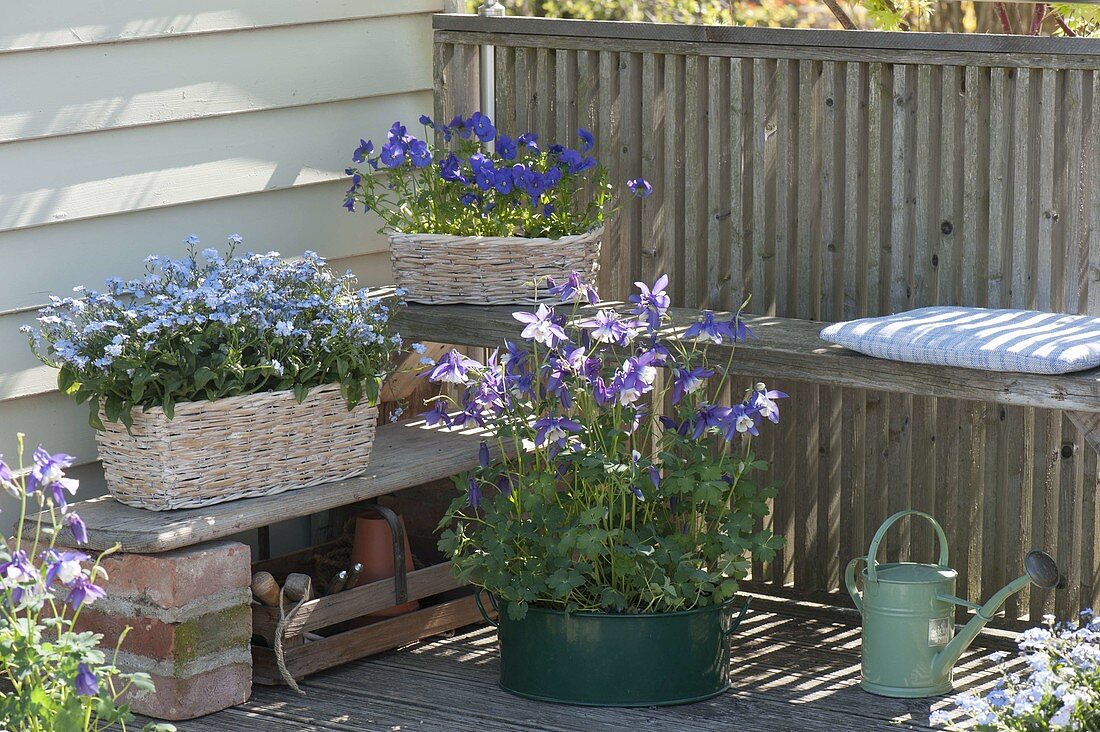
[[351, 513, 419, 617]]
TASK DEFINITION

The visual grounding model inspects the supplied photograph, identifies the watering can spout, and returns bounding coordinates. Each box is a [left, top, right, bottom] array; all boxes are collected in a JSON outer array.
[[932, 550, 1062, 678]]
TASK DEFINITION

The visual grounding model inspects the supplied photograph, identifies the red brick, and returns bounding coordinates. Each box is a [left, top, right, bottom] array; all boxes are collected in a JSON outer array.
[[95, 540, 250, 609], [76, 603, 252, 663], [128, 663, 252, 721]]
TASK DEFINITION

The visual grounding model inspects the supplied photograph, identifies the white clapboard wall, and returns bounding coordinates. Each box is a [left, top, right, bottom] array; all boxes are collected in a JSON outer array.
[[0, 1, 441, 528]]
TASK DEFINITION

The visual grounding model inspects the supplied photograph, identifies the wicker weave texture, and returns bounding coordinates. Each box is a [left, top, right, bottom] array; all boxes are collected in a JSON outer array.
[[389, 228, 602, 304], [96, 384, 378, 511]]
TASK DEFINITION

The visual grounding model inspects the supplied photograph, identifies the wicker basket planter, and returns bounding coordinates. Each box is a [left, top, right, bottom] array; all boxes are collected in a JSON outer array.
[[96, 383, 378, 511], [389, 227, 602, 304]]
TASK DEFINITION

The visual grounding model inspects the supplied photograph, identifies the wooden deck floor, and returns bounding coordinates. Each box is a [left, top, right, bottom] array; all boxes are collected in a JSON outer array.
[[174, 600, 1022, 731]]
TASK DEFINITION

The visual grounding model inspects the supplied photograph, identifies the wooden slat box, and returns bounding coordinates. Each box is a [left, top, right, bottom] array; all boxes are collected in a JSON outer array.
[[250, 541, 486, 685]]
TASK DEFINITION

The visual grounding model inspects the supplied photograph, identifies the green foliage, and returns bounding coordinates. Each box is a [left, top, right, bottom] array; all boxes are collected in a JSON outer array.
[[1052, 3, 1100, 35]]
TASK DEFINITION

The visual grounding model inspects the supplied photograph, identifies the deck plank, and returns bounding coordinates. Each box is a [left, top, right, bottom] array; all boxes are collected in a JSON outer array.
[[25, 421, 496, 553], [394, 303, 1100, 414], [171, 607, 1018, 731]]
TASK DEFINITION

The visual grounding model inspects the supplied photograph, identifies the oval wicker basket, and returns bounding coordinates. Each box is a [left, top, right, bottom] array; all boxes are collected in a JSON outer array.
[[389, 227, 602, 304], [96, 383, 378, 511]]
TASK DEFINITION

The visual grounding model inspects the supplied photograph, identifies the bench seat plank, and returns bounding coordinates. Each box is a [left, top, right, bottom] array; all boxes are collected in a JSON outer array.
[[25, 421, 493, 554], [394, 303, 1100, 413]]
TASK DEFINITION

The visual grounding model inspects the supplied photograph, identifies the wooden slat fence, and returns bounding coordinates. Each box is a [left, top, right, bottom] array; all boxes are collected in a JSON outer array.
[[434, 15, 1100, 624]]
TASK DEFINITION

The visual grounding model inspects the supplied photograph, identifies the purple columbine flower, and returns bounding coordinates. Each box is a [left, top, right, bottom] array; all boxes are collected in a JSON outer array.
[[75, 664, 99, 697], [628, 484, 645, 501], [672, 366, 714, 404], [478, 441, 490, 469], [66, 512, 89, 545], [496, 474, 513, 497], [532, 416, 583, 448], [723, 404, 760, 438], [28, 446, 76, 494], [577, 128, 595, 153], [65, 576, 107, 610], [627, 178, 653, 198], [747, 384, 787, 424], [513, 304, 568, 347], [684, 310, 735, 344], [43, 549, 89, 586], [692, 403, 733, 439], [629, 275, 670, 332], [427, 349, 481, 385], [729, 313, 756, 342], [0, 457, 17, 498], [581, 309, 633, 346], [659, 415, 691, 437], [611, 350, 659, 406], [467, 477, 482, 509], [422, 400, 452, 428], [0, 550, 35, 585], [647, 465, 661, 491], [546, 271, 600, 305]]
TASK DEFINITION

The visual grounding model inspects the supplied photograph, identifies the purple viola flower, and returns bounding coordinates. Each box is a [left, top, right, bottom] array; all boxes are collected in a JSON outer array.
[[577, 128, 595, 153], [447, 114, 471, 139], [532, 416, 583, 448], [439, 153, 469, 184], [352, 139, 374, 164], [419, 114, 434, 127], [513, 304, 568, 347], [692, 403, 733, 439], [379, 140, 406, 168], [479, 441, 490, 469], [467, 477, 482, 509], [497, 133, 518, 160], [66, 512, 89, 545], [493, 168, 515, 195], [427, 349, 481, 385], [75, 664, 99, 697], [729, 313, 756, 342], [517, 132, 538, 148], [629, 275, 670, 332], [672, 366, 714, 404], [558, 149, 597, 175], [65, 575, 107, 610], [469, 112, 496, 142], [546, 271, 600, 305], [408, 138, 432, 168], [684, 311, 734, 344], [627, 178, 653, 198], [747, 385, 787, 424]]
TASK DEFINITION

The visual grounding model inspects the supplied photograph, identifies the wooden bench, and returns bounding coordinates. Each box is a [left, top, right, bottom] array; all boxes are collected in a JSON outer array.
[[393, 302, 1100, 452]]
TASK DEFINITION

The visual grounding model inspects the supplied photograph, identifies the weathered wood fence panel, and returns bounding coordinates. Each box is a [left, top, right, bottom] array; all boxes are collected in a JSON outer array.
[[434, 15, 1100, 623]]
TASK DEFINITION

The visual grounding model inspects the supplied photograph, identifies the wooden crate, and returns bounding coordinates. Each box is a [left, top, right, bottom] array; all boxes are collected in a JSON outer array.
[[250, 540, 487, 685]]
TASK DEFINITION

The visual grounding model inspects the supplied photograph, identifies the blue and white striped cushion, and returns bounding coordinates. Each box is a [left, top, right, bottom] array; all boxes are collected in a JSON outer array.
[[819, 307, 1100, 375]]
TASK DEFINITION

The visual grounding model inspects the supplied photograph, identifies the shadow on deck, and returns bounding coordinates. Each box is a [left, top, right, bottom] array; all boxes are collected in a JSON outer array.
[[172, 602, 1020, 731]]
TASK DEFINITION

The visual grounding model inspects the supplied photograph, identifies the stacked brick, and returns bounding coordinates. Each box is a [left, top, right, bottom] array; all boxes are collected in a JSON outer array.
[[74, 540, 253, 720]]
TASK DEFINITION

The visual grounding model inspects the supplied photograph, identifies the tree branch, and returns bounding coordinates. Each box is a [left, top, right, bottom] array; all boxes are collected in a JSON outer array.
[[822, 0, 859, 29], [994, 2, 1014, 33], [881, 0, 912, 31], [1053, 10, 1077, 35], [1030, 2, 1047, 34]]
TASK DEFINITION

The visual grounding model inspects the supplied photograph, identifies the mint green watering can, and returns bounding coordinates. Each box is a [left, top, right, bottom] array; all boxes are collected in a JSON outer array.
[[845, 509, 1062, 698]]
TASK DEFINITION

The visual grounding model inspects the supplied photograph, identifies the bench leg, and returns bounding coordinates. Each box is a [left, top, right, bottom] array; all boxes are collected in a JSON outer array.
[[73, 540, 254, 721]]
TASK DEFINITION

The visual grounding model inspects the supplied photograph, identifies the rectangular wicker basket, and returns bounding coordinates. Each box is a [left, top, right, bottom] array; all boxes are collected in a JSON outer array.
[[389, 227, 602, 304], [96, 384, 378, 511]]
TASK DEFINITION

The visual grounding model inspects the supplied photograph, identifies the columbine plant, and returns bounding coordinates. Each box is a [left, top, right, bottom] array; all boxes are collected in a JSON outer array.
[[933, 611, 1100, 731], [342, 112, 651, 238], [0, 437, 173, 731], [25, 237, 399, 429], [430, 273, 785, 619]]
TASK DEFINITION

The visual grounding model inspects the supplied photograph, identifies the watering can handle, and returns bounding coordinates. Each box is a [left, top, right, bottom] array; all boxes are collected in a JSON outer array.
[[866, 509, 949, 584], [845, 556, 867, 613], [474, 589, 499, 627]]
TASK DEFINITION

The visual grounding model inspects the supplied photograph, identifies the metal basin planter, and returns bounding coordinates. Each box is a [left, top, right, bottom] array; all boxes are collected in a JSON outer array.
[[481, 596, 748, 707]]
